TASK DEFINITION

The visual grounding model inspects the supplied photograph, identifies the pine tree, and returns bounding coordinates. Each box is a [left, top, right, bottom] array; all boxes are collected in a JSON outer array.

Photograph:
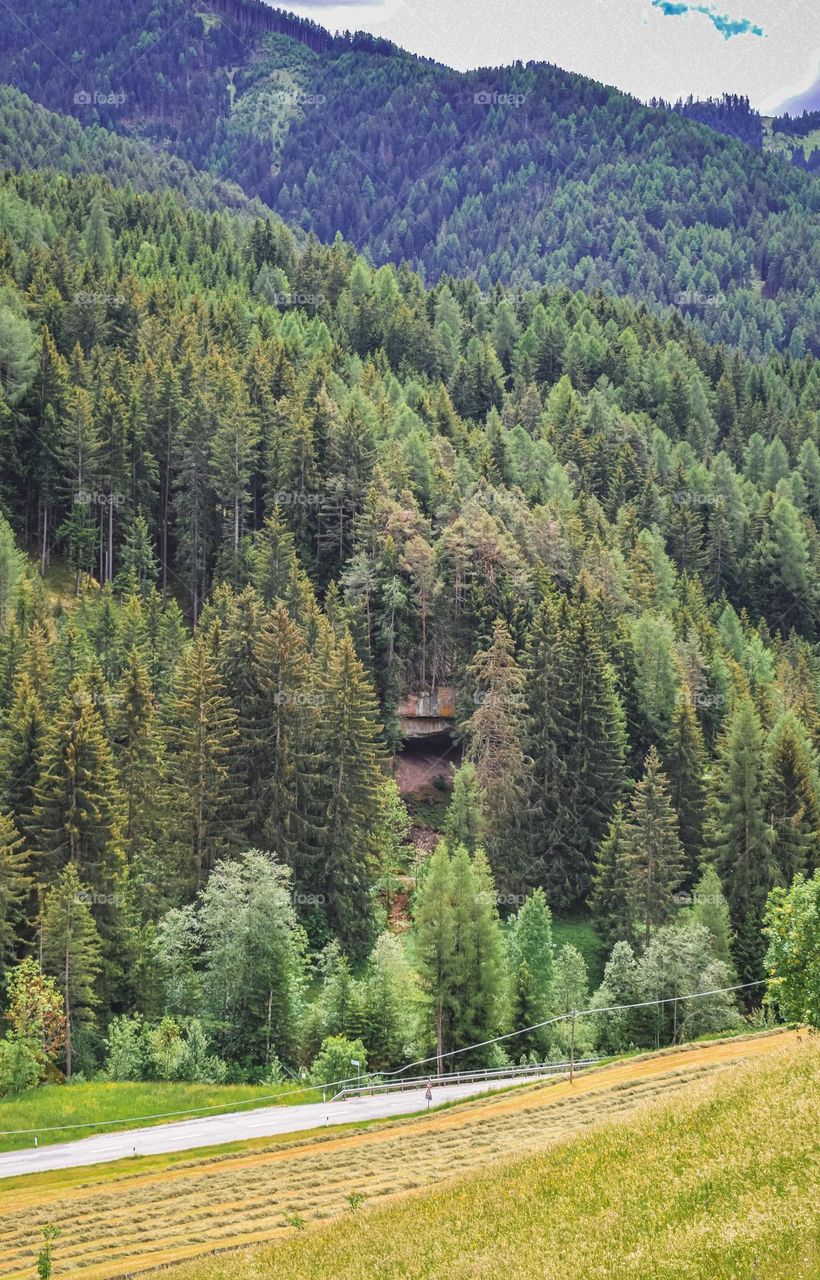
[[464, 620, 529, 890], [113, 648, 162, 908], [40, 863, 103, 1077], [163, 635, 241, 895], [590, 804, 635, 951], [0, 809, 30, 980], [443, 763, 484, 854], [307, 632, 385, 954], [624, 747, 686, 946], [706, 698, 775, 983], [763, 713, 820, 883], [413, 842, 455, 1072], [30, 676, 126, 940], [662, 696, 707, 883]]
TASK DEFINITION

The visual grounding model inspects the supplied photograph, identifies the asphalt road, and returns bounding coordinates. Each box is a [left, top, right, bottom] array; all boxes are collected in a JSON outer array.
[[0, 1074, 543, 1179]]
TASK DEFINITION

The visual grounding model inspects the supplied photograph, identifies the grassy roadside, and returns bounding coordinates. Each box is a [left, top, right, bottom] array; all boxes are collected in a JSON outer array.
[[143, 1035, 820, 1280], [0, 1080, 322, 1153]]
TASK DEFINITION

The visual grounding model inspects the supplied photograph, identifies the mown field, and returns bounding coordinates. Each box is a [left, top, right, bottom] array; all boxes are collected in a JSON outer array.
[[148, 1032, 818, 1280], [0, 1080, 321, 1153], [0, 1030, 807, 1280]]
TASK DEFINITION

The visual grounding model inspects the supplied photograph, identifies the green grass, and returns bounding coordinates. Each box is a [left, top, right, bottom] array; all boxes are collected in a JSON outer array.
[[0, 1079, 322, 1152], [149, 1037, 820, 1280], [552, 914, 605, 986]]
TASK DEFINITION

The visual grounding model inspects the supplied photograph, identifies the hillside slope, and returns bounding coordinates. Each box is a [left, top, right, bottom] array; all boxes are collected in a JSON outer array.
[[0, 85, 266, 213], [143, 1033, 819, 1280], [0, 1031, 807, 1279], [0, 0, 817, 354]]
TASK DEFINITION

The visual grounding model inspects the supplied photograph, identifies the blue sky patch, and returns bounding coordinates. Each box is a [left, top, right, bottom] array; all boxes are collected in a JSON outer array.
[[651, 1, 765, 39]]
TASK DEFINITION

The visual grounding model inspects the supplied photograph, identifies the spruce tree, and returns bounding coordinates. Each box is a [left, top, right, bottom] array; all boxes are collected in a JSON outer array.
[[0, 809, 30, 981], [113, 648, 162, 909], [590, 804, 636, 951], [509, 887, 554, 1031], [0, 674, 45, 825], [40, 863, 103, 1077], [662, 696, 707, 883], [689, 866, 734, 966], [413, 842, 456, 1072], [163, 634, 241, 895], [443, 762, 484, 854], [308, 631, 385, 954], [706, 698, 775, 983], [528, 602, 627, 909], [464, 620, 529, 890], [30, 676, 126, 936], [625, 747, 686, 946], [763, 713, 820, 883]]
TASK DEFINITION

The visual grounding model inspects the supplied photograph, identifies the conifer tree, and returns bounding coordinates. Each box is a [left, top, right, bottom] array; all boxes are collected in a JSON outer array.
[[113, 648, 162, 907], [30, 676, 126, 931], [40, 863, 103, 1077], [443, 762, 484, 854], [763, 713, 820, 882], [307, 632, 385, 954], [625, 747, 686, 946], [662, 696, 707, 882], [529, 602, 627, 908], [689, 865, 734, 966], [464, 620, 529, 889], [163, 635, 240, 895], [706, 698, 775, 983], [253, 603, 314, 862], [0, 809, 30, 980], [0, 674, 45, 826], [412, 842, 455, 1072], [590, 804, 635, 951], [508, 887, 554, 1049]]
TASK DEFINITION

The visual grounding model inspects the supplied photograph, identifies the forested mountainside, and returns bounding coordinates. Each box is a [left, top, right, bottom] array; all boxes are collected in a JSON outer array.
[[668, 95, 820, 173], [0, 86, 262, 213], [0, 1, 817, 358], [0, 163, 818, 1084]]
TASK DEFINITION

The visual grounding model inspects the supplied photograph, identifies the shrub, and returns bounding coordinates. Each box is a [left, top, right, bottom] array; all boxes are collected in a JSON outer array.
[[0, 1036, 39, 1096], [105, 1014, 148, 1081], [310, 1036, 368, 1088]]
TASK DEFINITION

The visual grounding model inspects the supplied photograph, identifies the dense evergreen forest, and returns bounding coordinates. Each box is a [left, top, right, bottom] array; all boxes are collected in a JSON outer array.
[[0, 150, 817, 1085], [0, 1, 817, 358], [666, 94, 820, 174]]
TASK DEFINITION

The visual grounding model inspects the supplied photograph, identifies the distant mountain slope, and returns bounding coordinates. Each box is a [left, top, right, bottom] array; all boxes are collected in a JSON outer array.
[[0, 0, 818, 354], [668, 93, 820, 173], [0, 84, 264, 213]]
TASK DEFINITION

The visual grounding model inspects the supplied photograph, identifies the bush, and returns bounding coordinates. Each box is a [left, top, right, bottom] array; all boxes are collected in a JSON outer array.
[[310, 1036, 368, 1088], [0, 1037, 40, 1096], [105, 1014, 227, 1084], [177, 1019, 227, 1084], [105, 1015, 148, 1081]]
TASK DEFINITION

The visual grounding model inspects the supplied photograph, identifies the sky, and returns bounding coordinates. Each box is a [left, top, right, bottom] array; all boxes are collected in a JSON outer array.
[[284, 0, 819, 114]]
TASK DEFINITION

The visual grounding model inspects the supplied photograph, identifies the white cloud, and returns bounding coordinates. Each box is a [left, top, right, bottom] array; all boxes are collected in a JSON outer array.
[[286, 0, 816, 111]]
